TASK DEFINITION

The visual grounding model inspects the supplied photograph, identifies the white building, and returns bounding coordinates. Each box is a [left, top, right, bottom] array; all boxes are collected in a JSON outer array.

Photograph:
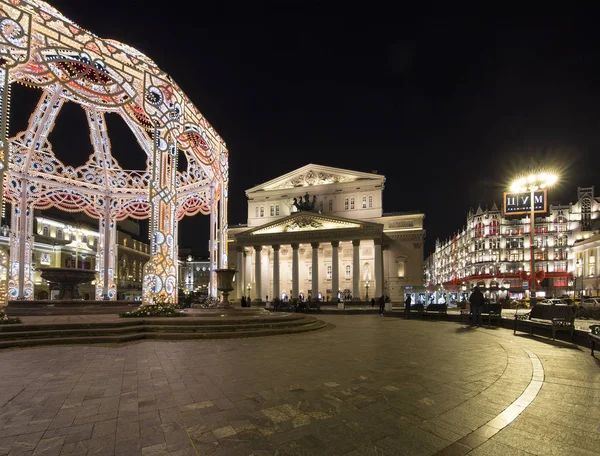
[[424, 187, 600, 302], [228, 164, 426, 305]]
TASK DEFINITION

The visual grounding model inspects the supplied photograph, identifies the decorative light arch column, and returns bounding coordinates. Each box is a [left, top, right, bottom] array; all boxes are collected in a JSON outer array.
[[9, 194, 33, 300], [95, 198, 117, 300]]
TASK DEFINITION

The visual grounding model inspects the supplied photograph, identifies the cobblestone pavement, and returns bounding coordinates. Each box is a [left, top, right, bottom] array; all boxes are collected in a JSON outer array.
[[0, 315, 598, 455]]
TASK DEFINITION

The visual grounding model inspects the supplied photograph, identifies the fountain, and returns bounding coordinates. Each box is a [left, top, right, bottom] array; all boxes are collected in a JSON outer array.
[[38, 267, 97, 300]]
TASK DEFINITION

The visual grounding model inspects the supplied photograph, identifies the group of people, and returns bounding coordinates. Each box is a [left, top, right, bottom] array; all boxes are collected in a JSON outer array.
[[370, 296, 387, 314], [240, 296, 252, 307]]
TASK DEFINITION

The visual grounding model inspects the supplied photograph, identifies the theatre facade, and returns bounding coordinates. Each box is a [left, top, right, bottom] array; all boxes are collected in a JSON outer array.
[[228, 164, 425, 305]]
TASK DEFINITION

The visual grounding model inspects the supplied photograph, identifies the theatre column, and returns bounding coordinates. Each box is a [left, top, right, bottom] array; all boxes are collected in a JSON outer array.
[[331, 241, 339, 300], [254, 246, 262, 302], [272, 244, 280, 301], [311, 242, 319, 301], [292, 243, 299, 299], [374, 239, 383, 298], [352, 240, 360, 299], [236, 246, 244, 300]]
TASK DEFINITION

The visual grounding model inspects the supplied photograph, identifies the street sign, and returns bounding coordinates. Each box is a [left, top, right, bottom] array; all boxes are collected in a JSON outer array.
[[522, 281, 529, 289]]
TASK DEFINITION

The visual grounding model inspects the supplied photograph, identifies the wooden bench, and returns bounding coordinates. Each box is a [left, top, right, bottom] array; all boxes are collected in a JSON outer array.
[[590, 325, 600, 356], [424, 304, 447, 318], [460, 303, 503, 327], [514, 304, 576, 340]]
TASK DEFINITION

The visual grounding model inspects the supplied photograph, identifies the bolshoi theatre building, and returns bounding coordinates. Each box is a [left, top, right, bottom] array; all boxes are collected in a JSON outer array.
[[227, 164, 425, 306]]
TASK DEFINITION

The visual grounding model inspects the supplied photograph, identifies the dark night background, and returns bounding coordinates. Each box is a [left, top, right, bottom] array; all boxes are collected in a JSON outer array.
[[10, 2, 600, 257]]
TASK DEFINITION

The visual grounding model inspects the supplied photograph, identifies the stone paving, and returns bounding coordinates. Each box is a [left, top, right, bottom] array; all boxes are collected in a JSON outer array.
[[0, 315, 598, 455]]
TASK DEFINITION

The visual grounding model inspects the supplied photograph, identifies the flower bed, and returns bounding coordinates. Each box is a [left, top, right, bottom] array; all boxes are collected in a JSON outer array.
[[119, 296, 185, 318], [0, 309, 21, 324]]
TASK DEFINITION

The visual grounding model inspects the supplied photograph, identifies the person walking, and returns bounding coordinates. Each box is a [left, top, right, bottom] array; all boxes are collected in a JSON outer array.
[[241, 295, 246, 308], [405, 293, 412, 312], [378, 295, 385, 315], [469, 286, 484, 327], [371, 297, 375, 308]]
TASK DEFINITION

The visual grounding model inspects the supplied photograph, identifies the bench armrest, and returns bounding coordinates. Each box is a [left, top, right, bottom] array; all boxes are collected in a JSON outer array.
[[590, 325, 600, 336], [514, 312, 531, 321]]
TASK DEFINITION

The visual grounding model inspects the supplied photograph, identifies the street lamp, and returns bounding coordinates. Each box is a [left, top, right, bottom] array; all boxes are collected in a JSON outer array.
[[510, 172, 558, 306], [365, 280, 370, 300]]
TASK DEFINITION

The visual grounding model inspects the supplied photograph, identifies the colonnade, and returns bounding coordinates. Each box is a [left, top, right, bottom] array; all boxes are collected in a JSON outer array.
[[235, 238, 384, 302]]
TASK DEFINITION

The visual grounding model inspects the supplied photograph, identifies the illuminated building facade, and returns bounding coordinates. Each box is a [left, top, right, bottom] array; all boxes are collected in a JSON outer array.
[[424, 187, 600, 301], [0, 0, 228, 304], [228, 164, 426, 304]]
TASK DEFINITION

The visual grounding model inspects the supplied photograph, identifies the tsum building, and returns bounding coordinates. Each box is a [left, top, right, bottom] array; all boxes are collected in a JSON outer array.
[[424, 187, 600, 303], [228, 164, 426, 306]]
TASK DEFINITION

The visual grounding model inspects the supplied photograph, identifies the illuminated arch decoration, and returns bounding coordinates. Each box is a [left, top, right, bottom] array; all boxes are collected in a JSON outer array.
[[0, 0, 229, 303]]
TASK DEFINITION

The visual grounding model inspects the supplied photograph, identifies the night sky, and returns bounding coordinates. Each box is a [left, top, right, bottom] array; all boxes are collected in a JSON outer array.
[[11, 3, 600, 256]]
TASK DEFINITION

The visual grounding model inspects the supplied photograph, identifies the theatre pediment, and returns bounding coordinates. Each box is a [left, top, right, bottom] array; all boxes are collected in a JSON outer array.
[[247, 164, 384, 193]]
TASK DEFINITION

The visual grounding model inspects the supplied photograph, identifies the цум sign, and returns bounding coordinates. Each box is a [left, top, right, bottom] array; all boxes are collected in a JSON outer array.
[[503, 189, 547, 216]]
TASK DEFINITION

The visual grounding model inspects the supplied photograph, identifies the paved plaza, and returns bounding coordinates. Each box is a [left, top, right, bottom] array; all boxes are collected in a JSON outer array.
[[0, 315, 598, 455]]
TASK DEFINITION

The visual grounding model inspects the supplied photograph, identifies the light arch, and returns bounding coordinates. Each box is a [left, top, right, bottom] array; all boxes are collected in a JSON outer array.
[[0, 0, 228, 303]]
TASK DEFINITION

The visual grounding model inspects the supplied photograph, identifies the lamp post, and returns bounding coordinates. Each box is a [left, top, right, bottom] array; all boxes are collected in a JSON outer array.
[[510, 172, 558, 307], [365, 280, 370, 301]]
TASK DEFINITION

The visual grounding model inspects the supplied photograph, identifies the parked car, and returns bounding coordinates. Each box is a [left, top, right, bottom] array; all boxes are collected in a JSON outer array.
[[538, 298, 569, 305], [581, 297, 600, 307]]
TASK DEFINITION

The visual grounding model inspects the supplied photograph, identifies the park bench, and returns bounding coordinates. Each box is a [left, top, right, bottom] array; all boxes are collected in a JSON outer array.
[[589, 325, 600, 356], [424, 303, 447, 318], [298, 301, 320, 313], [273, 301, 297, 312], [407, 303, 424, 317], [460, 303, 503, 327], [514, 304, 576, 341]]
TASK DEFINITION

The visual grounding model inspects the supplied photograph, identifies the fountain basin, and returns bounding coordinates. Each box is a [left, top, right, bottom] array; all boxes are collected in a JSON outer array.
[[39, 267, 97, 300]]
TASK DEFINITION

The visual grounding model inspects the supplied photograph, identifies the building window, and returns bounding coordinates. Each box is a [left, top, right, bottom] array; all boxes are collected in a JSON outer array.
[[350, 198, 355, 209], [260, 206, 264, 217], [275, 204, 280, 216], [362, 196, 367, 209], [42, 226, 49, 237], [123, 238, 127, 247], [489, 220, 499, 236], [397, 262, 405, 278], [308, 266, 312, 281], [319, 200, 323, 213], [255, 207, 258, 218], [328, 199, 333, 211], [270, 205, 274, 216], [590, 266, 596, 277], [82, 235, 88, 245], [345, 265, 351, 279], [475, 222, 484, 238], [56, 229, 63, 240], [344, 198, 349, 210], [368, 195, 373, 208], [327, 265, 332, 280], [93, 238, 98, 248]]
